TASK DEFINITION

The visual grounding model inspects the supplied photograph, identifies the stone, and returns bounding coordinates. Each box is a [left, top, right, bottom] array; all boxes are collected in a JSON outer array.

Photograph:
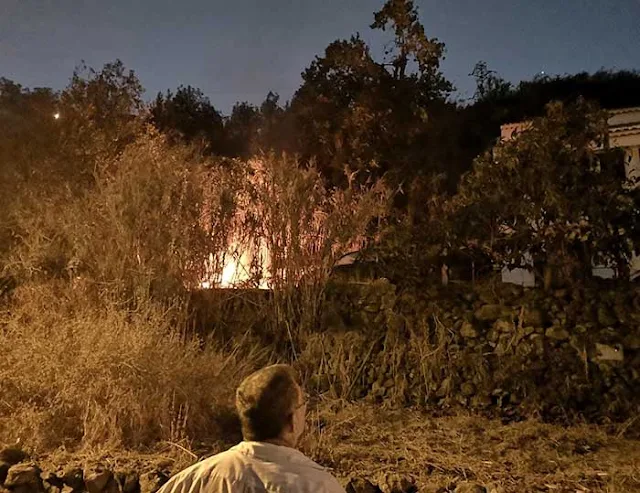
[[455, 483, 486, 493], [138, 472, 168, 493], [5, 464, 43, 493], [41, 473, 64, 491], [623, 334, 640, 350], [0, 463, 9, 486], [461, 382, 476, 397], [345, 478, 382, 493], [102, 479, 120, 493], [553, 289, 568, 299], [594, 343, 624, 362], [493, 320, 513, 333], [474, 305, 503, 322], [85, 467, 112, 493], [379, 473, 417, 493], [597, 306, 617, 326], [115, 472, 139, 493], [0, 449, 28, 467], [545, 326, 570, 341], [460, 321, 478, 339], [62, 468, 84, 492], [522, 308, 544, 327]]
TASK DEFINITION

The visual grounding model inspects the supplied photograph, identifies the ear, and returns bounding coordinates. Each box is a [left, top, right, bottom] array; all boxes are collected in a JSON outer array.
[[285, 412, 295, 431]]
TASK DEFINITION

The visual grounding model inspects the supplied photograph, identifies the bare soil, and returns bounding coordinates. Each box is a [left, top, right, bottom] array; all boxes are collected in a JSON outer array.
[[302, 402, 640, 492]]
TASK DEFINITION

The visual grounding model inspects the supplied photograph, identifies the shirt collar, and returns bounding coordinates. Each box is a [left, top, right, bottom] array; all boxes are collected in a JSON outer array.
[[231, 441, 327, 471]]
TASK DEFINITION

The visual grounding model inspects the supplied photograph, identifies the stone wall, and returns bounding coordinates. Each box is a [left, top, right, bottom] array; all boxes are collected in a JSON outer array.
[[298, 278, 640, 424], [0, 449, 439, 493], [0, 449, 169, 493]]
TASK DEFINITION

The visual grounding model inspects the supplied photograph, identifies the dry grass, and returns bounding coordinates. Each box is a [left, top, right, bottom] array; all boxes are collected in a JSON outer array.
[[301, 402, 640, 493], [0, 281, 270, 452], [16, 400, 639, 493]]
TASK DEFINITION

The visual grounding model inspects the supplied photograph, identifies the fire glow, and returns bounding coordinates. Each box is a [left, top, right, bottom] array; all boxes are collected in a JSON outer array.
[[200, 240, 271, 290]]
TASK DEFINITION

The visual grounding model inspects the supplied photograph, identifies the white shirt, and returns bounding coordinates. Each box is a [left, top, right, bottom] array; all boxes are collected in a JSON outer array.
[[156, 441, 346, 493]]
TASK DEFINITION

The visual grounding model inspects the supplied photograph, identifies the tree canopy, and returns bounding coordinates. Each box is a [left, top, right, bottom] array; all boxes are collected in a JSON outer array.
[[2, 0, 639, 287], [454, 99, 640, 285]]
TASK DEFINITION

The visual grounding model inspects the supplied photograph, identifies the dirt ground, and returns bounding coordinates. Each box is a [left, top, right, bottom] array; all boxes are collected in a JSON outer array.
[[302, 402, 640, 492], [27, 402, 640, 493]]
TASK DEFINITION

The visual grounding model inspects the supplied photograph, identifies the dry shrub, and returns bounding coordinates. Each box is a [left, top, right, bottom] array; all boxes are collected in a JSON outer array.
[[197, 153, 391, 353], [298, 315, 459, 406], [0, 281, 269, 452], [0, 127, 390, 452], [3, 130, 218, 302]]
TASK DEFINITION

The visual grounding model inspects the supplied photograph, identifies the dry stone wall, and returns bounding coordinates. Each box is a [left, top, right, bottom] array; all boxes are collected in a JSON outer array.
[[299, 278, 640, 424]]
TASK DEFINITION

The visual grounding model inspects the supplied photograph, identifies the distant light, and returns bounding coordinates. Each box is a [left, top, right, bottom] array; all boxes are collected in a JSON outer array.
[[540, 71, 545, 75], [53, 112, 60, 120]]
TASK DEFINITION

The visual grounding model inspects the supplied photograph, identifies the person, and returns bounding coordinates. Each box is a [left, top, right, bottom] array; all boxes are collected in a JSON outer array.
[[157, 364, 346, 493]]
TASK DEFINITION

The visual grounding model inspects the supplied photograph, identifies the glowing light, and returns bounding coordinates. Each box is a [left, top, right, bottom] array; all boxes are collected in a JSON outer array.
[[200, 241, 271, 290], [53, 113, 60, 120]]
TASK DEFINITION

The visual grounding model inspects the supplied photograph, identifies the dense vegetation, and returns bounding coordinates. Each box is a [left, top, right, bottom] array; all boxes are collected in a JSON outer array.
[[1, 0, 639, 461]]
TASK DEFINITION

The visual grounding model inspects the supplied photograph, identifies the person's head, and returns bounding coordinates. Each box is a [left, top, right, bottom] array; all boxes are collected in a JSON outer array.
[[235, 364, 307, 447]]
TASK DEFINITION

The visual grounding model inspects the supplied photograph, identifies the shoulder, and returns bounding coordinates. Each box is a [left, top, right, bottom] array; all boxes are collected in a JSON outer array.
[[158, 449, 248, 493], [308, 470, 346, 493], [287, 453, 345, 493]]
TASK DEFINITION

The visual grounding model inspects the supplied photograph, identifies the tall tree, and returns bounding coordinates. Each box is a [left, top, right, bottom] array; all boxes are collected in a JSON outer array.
[[150, 85, 225, 155], [224, 101, 261, 159], [371, 0, 451, 95], [290, 0, 454, 189], [57, 60, 144, 182]]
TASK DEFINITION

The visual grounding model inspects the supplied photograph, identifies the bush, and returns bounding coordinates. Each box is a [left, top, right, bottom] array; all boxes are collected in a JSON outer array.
[[0, 125, 390, 451], [0, 281, 269, 451]]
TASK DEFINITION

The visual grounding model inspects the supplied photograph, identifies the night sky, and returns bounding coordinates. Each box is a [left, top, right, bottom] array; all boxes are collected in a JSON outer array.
[[1, 0, 639, 113]]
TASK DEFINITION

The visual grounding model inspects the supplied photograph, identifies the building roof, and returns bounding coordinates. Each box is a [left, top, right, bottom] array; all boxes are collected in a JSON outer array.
[[609, 106, 640, 115], [501, 106, 640, 137], [610, 123, 640, 136]]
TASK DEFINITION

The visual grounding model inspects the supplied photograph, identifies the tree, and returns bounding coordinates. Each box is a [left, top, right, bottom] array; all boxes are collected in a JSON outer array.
[[56, 60, 145, 184], [0, 78, 60, 182], [257, 91, 290, 153], [454, 99, 640, 287], [470, 61, 513, 102], [224, 101, 261, 158], [291, 35, 386, 184], [371, 0, 451, 94], [462, 67, 640, 167], [1, 61, 146, 278], [0, 79, 61, 267], [150, 85, 225, 155], [289, 0, 454, 189]]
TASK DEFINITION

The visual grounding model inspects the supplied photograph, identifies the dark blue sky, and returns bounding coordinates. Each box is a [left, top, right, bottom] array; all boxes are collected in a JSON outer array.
[[1, 0, 639, 113]]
